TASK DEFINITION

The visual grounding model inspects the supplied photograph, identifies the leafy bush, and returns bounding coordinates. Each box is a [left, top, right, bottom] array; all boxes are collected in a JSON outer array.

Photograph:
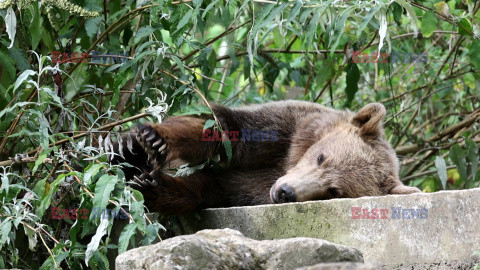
[[1, 0, 479, 268]]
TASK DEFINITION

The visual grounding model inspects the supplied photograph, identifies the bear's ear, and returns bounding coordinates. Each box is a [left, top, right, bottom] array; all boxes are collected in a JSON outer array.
[[352, 103, 386, 139], [389, 184, 421, 194]]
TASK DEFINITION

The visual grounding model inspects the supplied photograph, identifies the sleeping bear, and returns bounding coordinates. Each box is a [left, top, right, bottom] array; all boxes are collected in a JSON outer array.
[[113, 100, 420, 215]]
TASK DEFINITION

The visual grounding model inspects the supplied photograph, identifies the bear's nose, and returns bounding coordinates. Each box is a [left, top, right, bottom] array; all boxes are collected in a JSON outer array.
[[275, 184, 296, 203]]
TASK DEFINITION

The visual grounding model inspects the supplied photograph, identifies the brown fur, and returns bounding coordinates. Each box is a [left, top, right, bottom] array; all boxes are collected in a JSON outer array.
[[114, 101, 420, 215]]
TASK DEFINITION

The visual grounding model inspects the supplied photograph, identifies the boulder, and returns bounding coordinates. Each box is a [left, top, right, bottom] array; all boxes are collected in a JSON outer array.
[[116, 228, 363, 270], [296, 262, 382, 270]]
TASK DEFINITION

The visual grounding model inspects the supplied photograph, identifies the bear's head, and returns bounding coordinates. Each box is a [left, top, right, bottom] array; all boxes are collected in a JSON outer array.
[[270, 103, 420, 203]]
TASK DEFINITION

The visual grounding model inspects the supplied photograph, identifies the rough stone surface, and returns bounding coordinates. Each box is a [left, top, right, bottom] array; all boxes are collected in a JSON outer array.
[[388, 258, 480, 270], [176, 188, 480, 266], [115, 228, 363, 270], [296, 262, 382, 270]]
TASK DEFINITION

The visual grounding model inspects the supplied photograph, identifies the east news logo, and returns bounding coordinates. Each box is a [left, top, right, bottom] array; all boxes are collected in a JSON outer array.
[[351, 207, 428, 219]]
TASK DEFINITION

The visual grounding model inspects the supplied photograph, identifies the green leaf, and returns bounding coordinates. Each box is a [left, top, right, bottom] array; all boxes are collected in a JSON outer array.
[[469, 40, 480, 70], [173, 105, 211, 116], [202, 0, 220, 19], [85, 17, 102, 38], [84, 164, 104, 185], [118, 223, 137, 254], [457, 18, 472, 36], [465, 139, 479, 186], [222, 139, 232, 164], [177, 9, 194, 31], [330, 6, 355, 54], [29, 5, 42, 50], [305, 8, 321, 50], [392, 0, 419, 36], [130, 189, 144, 203], [171, 55, 186, 74], [93, 175, 118, 210], [134, 25, 155, 44], [421, 11, 437, 38], [450, 144, 468, 185], [9, 46, 31, 72], [33, 178, 47, 199], [14, 70, 36, 92], [288, 0, 303, 22], [0, 51, 16, 87], [435, 156, 448, 189], [36, 173, 70, 217], [90, 250, 109, 269], [32, 150, 48, 173], [391, 2, 403, 26], [344, 63, 360, 108], [203, 119, 215, 129], [5, 7, 16, 48], [85, 218, 111, 266], [358, 5, 381, 36], [0, 219, 12, 246], [24, 224, 38, 251], [1, 173, 8, 194], [142, 223, 163, 245]]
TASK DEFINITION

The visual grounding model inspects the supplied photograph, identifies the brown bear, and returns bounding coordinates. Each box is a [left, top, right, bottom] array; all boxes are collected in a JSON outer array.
[[114, 100, 420, 215]]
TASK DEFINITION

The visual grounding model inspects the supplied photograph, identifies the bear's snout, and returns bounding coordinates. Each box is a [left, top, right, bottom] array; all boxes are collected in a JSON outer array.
[[272, 183, 297, 203]]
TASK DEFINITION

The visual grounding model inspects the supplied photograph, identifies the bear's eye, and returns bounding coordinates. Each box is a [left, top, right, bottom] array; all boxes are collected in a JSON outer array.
[[317, 154, 325, 166]]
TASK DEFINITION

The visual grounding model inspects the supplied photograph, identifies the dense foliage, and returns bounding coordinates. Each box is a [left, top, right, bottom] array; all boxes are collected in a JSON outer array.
[[0, 0, 479, 268]]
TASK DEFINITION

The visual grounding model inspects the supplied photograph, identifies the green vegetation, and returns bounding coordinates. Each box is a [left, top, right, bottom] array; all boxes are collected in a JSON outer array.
[[0, 0, 479, 268]]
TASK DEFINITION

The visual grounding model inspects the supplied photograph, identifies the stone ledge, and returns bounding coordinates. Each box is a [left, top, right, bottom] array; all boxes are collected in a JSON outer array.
[[175, 188, 480, 266]]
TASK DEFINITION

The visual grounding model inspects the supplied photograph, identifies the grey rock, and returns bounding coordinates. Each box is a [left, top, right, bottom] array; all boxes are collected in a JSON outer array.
[[116, 228, 363, 270], [296, 262, 382, 270], [176, 188, 480, 266]]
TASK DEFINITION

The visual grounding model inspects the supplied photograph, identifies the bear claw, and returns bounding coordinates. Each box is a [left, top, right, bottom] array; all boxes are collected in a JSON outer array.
[[135, 124, 167, 168], [132, 173, 159, 188]]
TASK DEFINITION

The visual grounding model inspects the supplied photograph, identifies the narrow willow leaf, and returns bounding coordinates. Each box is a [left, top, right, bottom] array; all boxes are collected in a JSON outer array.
[[393, 0, 418, 37], [1, 174, 8, 194], [465, 139, 479, 186], [344, 63, 360, 108], [36, 173, 71, 217], [134, 26, 155, 44], [118, 223, 137, 254], [450, 145, 468, 184], [24, 224, 38, 251], [358, 5, 381, 36], [0, 220, 12, 246], [435, 156, 448, 189], [288, 0, 303, 22], [30, 5, 42, 50], [391, 2, 403, 25], [177, 9, 194, 31], [202, 0, 220, 19], [223, 139, 232, 164], [375, 11, 388, 59], [84, 164, 104, 185], [85, 218, 110, 266], [142, 223, 164, 245], [330, 6, 355, 54], [5, 7, 16, 48], [13, 70, 36, 92]]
